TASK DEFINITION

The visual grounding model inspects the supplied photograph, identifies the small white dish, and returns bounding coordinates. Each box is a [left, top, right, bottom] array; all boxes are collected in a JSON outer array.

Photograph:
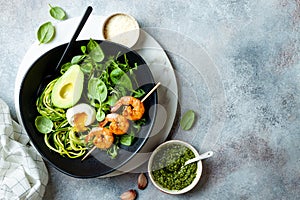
[[148, 140, 203, 194], [102, 13, 140, 48]]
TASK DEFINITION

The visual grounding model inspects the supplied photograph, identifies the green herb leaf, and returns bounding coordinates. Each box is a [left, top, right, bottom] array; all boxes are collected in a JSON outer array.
[[96, 109, 105, 122], [110, 68, 133, 90], [87, 39, 104, 62], [49, 4, 67, 20], [80, 62, 93, 74], [133, 118, 146, 132], [110, 68, 124, 84], [180, 110, 195, 130], [60, 62, 72, 74], [71, 55, 86, 64], [107, 144, 119, 159], [35, 116, 53, 134], [88, 78, 107, 103], [120, 134, 134, 146], [106, 95, 118, 106], [87, 39, 98, 52], [118, 86, 127, 97], [132, 88, 145, 98], [37, 22, 55, 44], [81, 46, 87, 54]]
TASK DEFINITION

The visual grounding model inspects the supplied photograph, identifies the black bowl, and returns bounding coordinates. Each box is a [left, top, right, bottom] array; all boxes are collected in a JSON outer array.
[[19, 40, 157, 178]]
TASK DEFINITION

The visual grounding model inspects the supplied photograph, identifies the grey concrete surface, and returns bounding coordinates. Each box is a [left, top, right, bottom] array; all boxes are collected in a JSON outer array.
[[1, 0, 300, 199]]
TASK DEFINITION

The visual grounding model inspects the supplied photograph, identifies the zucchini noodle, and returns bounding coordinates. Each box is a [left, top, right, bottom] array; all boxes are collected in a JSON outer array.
[[36, 78, 65, 121], [37, 79, 87, 158]]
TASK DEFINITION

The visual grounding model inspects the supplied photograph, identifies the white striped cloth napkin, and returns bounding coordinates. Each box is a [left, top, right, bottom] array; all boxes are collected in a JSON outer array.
[[0, 98, 48, 200]]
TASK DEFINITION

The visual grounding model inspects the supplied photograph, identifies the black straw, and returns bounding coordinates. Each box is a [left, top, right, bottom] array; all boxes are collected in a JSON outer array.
[[56, 6, 93, 70]]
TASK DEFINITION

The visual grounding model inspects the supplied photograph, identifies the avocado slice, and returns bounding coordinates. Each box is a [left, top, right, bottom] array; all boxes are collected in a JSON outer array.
[[51, 65, 84, 108]]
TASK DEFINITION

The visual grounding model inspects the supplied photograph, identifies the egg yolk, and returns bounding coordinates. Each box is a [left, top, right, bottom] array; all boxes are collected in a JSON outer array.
[[74, 112, 88, 132]]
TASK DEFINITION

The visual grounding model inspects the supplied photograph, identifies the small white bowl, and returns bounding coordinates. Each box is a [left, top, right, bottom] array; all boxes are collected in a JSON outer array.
[[102, 13, 140, 48], [148, 140, 202, 194]]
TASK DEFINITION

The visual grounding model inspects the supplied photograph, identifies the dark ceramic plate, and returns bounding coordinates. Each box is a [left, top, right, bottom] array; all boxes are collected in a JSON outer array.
[[19, 40, 157, 178]]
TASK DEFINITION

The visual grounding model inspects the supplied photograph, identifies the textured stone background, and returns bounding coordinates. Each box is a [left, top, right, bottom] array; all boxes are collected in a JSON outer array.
[[1, 0, 300, 199]]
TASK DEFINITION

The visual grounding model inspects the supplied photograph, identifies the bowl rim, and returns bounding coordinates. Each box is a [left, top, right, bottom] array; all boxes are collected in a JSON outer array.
[[19, 39, 157, 178], [148, 140, 202, 194]]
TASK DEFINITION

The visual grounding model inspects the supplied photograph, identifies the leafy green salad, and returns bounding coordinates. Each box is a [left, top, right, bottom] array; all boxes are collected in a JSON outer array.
[[35, 39, 146, 159]]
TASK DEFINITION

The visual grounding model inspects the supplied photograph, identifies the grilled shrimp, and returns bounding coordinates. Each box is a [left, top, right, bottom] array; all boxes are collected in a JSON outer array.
[[99, 113, 129, 135], [111, 96, 145, 121], [85, 127, 114, 149]]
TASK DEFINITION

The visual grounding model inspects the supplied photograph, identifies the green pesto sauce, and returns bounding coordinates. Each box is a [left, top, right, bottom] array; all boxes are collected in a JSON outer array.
[[151, 144, 197, 190]]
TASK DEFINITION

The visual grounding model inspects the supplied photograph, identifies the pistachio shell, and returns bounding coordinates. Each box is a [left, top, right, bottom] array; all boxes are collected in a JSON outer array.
[[138, 173, 148, 190], [120, 189, 137, 200]]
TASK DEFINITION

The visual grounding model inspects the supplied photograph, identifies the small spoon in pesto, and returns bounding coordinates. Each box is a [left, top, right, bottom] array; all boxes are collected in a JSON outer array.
[[184, 151, 214, 166]]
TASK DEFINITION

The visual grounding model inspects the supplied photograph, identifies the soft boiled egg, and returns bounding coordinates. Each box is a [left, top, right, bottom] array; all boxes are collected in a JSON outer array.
[[66, 103, 96, 132]]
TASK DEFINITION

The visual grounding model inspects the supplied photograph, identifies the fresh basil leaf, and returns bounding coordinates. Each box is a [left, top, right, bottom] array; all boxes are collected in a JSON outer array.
[[120, 134, 134, 146], [110, 68, 133, 90], [88, 78, 107, 103], [87, 39, 104, 62], [110, 68, 122, 83], [87, 39, 98, 52], [81, 46, 87, 54], [35, 116, 53, 134], [97, 80, 108, 102], [80, 62, 93, 74], [71, 55, 86, 64], [180, 110, 196, 130], [96, 109, 105, 122], [116, 86, 127, 97], [49, 4, 67, 20], [37, 22, 55, 44], [106, 95, 118, 106]]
